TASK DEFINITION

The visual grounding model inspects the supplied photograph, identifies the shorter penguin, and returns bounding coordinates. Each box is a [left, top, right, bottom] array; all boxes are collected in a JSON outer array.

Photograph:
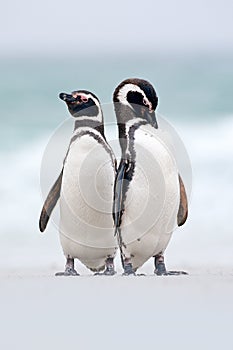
[[39, 90, 117, 275], [113, 78, 188, 275]]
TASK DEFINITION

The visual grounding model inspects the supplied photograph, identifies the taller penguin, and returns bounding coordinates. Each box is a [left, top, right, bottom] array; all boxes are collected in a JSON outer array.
[[39, 90, 117, 276], [113, 78, 188, 275]]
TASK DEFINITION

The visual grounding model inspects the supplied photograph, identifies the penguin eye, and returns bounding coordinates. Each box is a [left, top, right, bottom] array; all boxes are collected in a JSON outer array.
[[81, 96, 88, 103], [143, 98, 148, 106]]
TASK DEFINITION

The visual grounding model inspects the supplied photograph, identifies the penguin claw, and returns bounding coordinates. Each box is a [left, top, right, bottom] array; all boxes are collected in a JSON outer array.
[[154, 271, 189, 276], [154, 263, 188, 276], [94, 258, 116, 276], [154, 261, 167, 275], [94, 269, 116, 276], [103, 269, 117, 276], [154, 256, 188, 276], [165, 271, 188, 276], [55, 267, 80, 276], [122, 263, 136, 276], [122, 271, 136, 276], [122, 272, 146, 276]]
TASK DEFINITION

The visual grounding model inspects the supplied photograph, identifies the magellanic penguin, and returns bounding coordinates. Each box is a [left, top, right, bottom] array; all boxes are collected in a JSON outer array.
[[113, 78, 188, 275], [39, 90, 117, 276]]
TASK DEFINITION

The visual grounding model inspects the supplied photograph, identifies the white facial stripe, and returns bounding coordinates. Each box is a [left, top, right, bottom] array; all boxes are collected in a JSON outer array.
[[117, 83, 152, 111], [73, 93, 103, 122]]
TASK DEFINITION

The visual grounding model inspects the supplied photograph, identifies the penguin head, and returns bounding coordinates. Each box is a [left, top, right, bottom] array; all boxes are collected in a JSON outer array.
[[113, 78, 158, 128], [59, 90, 102, 121]]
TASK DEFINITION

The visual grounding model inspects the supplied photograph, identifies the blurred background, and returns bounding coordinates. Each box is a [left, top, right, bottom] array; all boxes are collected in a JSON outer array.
[[0, 0, 233, 273]]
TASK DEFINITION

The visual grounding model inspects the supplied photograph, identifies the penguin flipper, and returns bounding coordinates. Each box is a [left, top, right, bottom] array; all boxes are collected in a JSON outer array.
[[113, 160, 128, 230], [39, 169, 63, 232], [177, 174, 188, 226]]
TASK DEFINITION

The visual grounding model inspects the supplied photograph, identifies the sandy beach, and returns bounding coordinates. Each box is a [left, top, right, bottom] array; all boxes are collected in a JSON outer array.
[[1, 266, 233, 350]]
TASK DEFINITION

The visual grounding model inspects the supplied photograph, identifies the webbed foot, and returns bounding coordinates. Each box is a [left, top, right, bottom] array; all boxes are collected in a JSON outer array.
[[55, 267, 79, 276], [154, 255, 188, 276], [55, 257, 80, 276], [94, 269, 116, 276], [94, 257, 116, 276], [122, 262, 136, 276], [165, 270, 188, 276]]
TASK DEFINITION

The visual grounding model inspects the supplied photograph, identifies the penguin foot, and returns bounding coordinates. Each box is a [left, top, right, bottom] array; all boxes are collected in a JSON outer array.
[[94, 257, 116, 276], [94, 269, 116, 276], [103, 265, 116, 275], [154, 260, 168, 276], [154, 255, 188, 276], [154, 265, 188, 276], [55, 267, 80, 276], [165, 270, 188, 276], [122, 262, 136, 276], [55, 257, 79, 276]]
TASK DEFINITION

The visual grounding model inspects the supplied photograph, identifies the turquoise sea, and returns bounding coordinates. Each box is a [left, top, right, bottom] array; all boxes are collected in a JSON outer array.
[[1, 53, 233, 147], [0, 53, 233, 271]]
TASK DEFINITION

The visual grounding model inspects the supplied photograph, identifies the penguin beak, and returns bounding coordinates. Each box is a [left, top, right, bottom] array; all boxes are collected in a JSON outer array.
[[144, 109, 158, 129], [131, 104, 158, 129], [59, 93, 76, 103]]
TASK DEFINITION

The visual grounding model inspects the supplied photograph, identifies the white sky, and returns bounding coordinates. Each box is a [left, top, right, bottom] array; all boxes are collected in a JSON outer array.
[[1, 0, 233, 55]]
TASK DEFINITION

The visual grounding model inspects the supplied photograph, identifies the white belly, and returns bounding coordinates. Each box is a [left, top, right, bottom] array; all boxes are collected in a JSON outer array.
[[121, 124, 180, 269], [59, 133, 117, 271]]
